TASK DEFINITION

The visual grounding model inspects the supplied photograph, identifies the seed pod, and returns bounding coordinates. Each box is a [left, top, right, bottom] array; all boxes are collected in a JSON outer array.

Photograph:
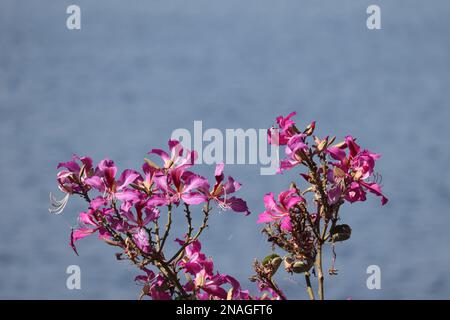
[[284, 256, 313, 274], [271, 256, 282, 273], [262, 253, 282, 275], [330, 224, 352, 242], [292, 261, 310, 273]]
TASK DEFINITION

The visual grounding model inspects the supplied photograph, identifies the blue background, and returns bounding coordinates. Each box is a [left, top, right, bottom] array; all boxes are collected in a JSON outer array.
[[1, 0, 449, 299]]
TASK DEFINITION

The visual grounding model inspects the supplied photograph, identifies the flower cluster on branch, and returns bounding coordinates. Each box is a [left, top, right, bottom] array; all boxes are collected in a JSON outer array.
[[254, 112, 388, 300], [51, 112, 387, 300]]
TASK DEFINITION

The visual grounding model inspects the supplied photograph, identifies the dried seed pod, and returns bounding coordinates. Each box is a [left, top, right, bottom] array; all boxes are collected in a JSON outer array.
[[330, 224, 352, 242]]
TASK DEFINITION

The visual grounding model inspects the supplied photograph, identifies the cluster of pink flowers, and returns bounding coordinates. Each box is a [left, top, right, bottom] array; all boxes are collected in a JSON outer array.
[[260, 112, 387, 230], [52, 112, 387, 300], [54, 140, 281, 300], [133, 239, 249, 300], [254, 112, 388, 300], [55, 140, 250, 255]]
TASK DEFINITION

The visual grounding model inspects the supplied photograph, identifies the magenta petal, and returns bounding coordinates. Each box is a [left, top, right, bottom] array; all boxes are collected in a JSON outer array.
[[85, 176, 104, 191], [327, 147, 346, 161], [181, 193, 208, 205], [280, 216, 292, 231], [70, 229, 79, 255], [90, 197, 107, 210], [78, 212, 97, 226], [263, 193, 278, 211], [115, 189, 141, 202], [327, 186, 342, 205], [284, 196, 304, 210], [257, 211, 274, 224], [223, 176, 241, 194], [360, 181, 388, 205], [117, 169, 140, 190], [148, 148, 170, 162], [227, 197, 250, 215], [153, 174, 170, 192], [168, 140, 183, 157], [202, 285, 228, 300], [97, 159, 117, 187], [345, 135, 361, 158], [57, 160, 80, 172], [183, 175, 209, 193], [214, 162, 225, 184], [147, 195, 169, 206], [133, 228, 151, 253], [72, 227, 96, 242]]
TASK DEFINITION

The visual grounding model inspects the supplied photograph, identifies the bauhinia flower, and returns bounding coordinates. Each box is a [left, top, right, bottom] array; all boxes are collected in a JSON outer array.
[[327, 135, 388, 205], [267, 111, 298, 145], [278, 133, 308, 173], [70, 207, 112, 255], [203, 163, 250, 215], [257, 189, 305, 231], [153, 168, 209, 205], [85, 159, 140, 200], [56, 154, 93, 194], [147, 140, 196, 172], [176, 239, 250, 300]]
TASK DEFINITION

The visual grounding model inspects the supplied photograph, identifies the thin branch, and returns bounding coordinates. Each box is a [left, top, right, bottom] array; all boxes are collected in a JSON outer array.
[[304, 271, 315, 300], [168, 202, 211, 264], [159, 204, 173, 253]]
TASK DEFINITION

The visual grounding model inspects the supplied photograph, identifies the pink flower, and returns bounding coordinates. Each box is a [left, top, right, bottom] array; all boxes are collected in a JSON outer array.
[[177, 239, 214, 276], [148, 140, 196, 172], [134, 267, 155, 284], [257, 189, 305, 231], [176, 239, 249, 300], [205, 163, 250, 215], [85, 159, 139, 199], [70, 208, 112, 254], [121, 198, 160, 228], [154, 168, 209, 205], [328, 136, 388, 205], [268, 112, 298, 146], [136, 270, 172, 300], [56, 155, 93, 194], [278, 133, 308, 173]]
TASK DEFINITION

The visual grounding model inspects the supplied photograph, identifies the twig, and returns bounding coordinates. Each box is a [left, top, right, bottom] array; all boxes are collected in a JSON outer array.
[[304, 271, 315, 300]]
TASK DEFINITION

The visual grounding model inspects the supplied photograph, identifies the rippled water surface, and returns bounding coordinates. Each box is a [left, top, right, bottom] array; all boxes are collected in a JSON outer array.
[[1, 0, 450, 299]]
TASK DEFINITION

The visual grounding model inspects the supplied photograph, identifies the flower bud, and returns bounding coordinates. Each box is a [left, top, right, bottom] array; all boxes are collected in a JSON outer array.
[[332, 141, 346, 149], [317, 139, 328, 152], [304, 121, 316, 136]]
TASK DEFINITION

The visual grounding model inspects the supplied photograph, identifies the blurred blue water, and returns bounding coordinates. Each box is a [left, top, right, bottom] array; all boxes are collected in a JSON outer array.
[[1, 0, 450, 299]]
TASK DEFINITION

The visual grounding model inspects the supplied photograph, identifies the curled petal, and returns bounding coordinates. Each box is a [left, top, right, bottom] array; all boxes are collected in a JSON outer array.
[[360, 181, 388, 205], [227, 197, 250, 215]]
